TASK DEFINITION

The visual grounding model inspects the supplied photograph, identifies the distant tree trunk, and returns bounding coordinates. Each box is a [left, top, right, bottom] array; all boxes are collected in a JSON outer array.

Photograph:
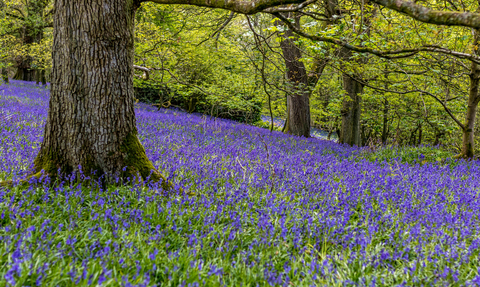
[[461, 28, 480, 158], [382, 98, 389, 144], [382, 66, 389, 144], [279, 14, 311, 137], [13, 61, 37, 81], [34, 0, 166, 184], [35, 69, 46, 85], [338, 0, 372, 146], [41, 69, 47, 86], [36, 70, 41, 85], [282, 91, 289, 133], [418, 124, 422, 145], [1, 68, 8, 84], [340, 67, 363, 146]]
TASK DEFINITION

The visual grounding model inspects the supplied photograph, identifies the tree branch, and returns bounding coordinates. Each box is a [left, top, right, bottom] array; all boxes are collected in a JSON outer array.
[[370, 0, 480, 28], [197, 11, 236, 46], [5, 12, 24, 20], [134, 65, 150, 80], [145, 0, 305, 14], [272, 12, 480, 64], [262, 0, 316, 13]]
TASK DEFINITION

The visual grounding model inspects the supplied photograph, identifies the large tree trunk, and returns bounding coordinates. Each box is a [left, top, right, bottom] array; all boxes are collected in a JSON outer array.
[[34, 0, 165, 183], [279, 16, 311, 138], [461, 28, 480, 158], [276, 5, 332, 138]]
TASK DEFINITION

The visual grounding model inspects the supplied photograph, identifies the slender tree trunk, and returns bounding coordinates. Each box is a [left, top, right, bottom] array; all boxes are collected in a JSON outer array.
[[282, 91, 289, 133], [461, 28, 480, 158], [40, 69, 47, 86], [35, 69, 46, 85], [418, 124, 422, 145], [36, 69, 41, 85], [461, 85, 480, 158], [382, 98, 389, 144], [382, 66, 389, 144], [34, 0, 165, 183]]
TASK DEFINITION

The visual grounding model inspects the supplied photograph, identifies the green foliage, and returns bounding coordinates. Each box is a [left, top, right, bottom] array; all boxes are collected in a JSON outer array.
[[1, 0, 53, 76], [358, 144, 456, 165], [132, 5, 266, 124], [252, 119, 282, 131], [134, 80, 262, 123]]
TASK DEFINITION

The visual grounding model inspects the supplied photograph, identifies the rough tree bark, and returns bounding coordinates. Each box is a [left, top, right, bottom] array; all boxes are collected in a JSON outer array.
[[34, 0, 167, 183]]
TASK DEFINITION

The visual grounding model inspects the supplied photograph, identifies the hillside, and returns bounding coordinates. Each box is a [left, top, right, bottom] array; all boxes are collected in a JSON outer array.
[[1, 81, 480, 286]]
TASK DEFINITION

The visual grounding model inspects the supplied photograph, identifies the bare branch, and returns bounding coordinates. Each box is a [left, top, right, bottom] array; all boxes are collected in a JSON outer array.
[[197, 11, 236, 46]]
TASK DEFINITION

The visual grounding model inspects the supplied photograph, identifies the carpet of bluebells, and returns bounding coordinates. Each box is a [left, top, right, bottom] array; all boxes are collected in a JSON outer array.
[[2, 81, 480, 286], [260, 116, 335, 140]]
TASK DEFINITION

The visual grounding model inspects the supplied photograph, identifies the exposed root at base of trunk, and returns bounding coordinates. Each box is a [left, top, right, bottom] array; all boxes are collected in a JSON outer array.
[[120, 132, 176, 191], [2, 133, 195, 194], [453, 154, 474, 160], [0, 172, 45, 188]]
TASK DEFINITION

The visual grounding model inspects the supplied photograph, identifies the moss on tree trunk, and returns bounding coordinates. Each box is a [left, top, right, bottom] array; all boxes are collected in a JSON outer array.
[[120, 132, 171, 189]]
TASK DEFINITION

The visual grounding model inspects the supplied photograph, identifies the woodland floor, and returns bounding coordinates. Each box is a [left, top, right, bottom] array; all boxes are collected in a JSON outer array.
[[0, 80, 479, 286]]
